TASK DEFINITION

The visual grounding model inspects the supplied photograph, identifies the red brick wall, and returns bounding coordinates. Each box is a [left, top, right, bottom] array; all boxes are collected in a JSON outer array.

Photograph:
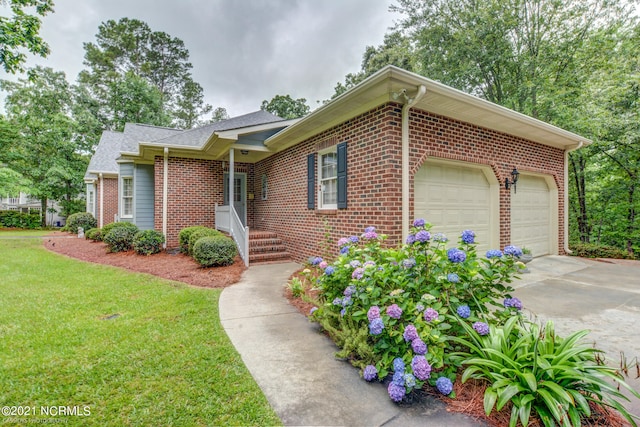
[[153, 156, 253, 247], [95, 177, 118, 227], [254, 103, 566, 262]]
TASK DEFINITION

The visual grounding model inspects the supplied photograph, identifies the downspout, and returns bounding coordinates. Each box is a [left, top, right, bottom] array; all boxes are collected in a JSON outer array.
[[99, 173, 104, 228], [563, 141, 584, 254], [401, 85, 427, 241], [162, 147, 169, 249]]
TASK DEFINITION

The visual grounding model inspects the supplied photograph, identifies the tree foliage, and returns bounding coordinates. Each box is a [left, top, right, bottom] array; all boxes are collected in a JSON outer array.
[[78, 18, 214, 131], [261, 94, 310, 119], [0, 0, 53, 73]]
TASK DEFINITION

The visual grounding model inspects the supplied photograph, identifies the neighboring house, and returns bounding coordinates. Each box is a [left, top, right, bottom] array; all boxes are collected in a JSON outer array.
[[0, 193, 65, 226], [85, 65, 591, 265]]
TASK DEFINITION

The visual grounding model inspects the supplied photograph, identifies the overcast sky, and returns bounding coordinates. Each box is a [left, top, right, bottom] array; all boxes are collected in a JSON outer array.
[[4, 0, 400, 117]]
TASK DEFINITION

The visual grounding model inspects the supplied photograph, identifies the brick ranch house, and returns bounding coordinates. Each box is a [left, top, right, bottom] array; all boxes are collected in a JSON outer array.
[[84, 65, 590, 265]]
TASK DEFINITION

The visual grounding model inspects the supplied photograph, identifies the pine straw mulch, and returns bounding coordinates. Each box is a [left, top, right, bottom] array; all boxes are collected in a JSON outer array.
[[283, 268, 633, 427], [43, 231, 245, 288]]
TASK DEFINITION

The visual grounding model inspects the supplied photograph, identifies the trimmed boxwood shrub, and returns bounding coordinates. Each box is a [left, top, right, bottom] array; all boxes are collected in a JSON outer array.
[[192, 235, 237, 267], [188, 227, 222, 255], [133, 229, 165, 255], [65, 212, 97, 234], [178, 226, 209, 254], [103, 223, 139, 253], [570, 242, 636, 260], [0, 211, 41, 229], [85, 228, 102, 241]]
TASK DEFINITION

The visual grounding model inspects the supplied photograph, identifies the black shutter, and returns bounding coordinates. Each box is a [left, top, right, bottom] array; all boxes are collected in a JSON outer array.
[[307, 153, 315, 209], [337, 142, 347, 209]]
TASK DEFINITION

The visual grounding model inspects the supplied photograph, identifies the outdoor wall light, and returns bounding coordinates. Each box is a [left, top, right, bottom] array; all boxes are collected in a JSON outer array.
[[240, 150, 249, 155], [505, 167, 520, 193]]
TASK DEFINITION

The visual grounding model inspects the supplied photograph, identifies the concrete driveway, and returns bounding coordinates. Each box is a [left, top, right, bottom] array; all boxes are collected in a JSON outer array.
[[512, 256, 640, 417]]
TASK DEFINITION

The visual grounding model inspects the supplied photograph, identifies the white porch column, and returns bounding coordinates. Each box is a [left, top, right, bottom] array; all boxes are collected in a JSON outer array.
[[229, 148, 234, 233], [99, 173, 104, 228], [162, 147, 169, 249]]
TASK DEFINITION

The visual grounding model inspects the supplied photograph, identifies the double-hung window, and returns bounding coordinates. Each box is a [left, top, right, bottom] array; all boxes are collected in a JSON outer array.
[[307, 141, 347, 210], [319, 149, 338, 209], [122, 177, 133, 218]]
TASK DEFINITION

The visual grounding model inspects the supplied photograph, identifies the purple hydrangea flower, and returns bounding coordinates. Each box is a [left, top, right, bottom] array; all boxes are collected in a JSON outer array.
[[486, 249, 503, 259], [340, 246, 350, 255], [386, 304, 403, 319], [349, 235, 359, 244], [392, 371, 405, 386], [367, 306, 380, 322], [436, 377, 454, 395], [352, 268, 365, 280], [415, 230, 431, 242], [364, 226, 376, 233], [310, 256, 323, 266], [411, 355, 432, 381], [369, 318, 384, 335], [411, 338, 427, 355], [337, 237, 349, 247], [433, 233, 448, 242], [343, 285, 356, 297], [473, 321, 490, 336], [404, 373, 417, 389], [447, 248, 467, 263], [388, 382, 406, 402], [415, 303, 425, 313], [393, 357, 405, 373], [340, 308, 346, 317], [324, 266, 335, 275], [423, 308, 439, 322], [349, 260, 362, 268], [402, 258, 416, 269], [332, 297, 342, 306], [413, 218, 426, 227], [447, 273, 460, 283], [318, 261, 328, 269], [363, 231, 378, 240], [457, 305, 471, 318], [504, 245, 523, 257], [363, 364, 378, 381], [309, 307, 318, 315], [406, 234, 416, 245], [342, 296, 352, 306], [504, 297, 523, 310], [364, 260, 376, 269], [461, 229, 476, 244], [403, 324, 419, 342]]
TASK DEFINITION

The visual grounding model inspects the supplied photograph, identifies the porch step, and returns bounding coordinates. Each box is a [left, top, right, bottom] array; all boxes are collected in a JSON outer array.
[[249, 230, 291, 264]]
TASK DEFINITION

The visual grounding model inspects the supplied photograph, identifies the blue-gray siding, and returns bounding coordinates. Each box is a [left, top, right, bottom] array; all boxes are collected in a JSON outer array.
[[135, 164, 154, 230], [119, 163, 134, 223]]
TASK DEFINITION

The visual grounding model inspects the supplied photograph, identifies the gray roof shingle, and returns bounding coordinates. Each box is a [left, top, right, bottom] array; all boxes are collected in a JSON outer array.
[[84, 131, 123, 179]]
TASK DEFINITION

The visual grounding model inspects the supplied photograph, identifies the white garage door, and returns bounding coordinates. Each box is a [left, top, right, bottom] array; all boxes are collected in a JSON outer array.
[[414, 162, 492, 251], [510, 175, 551, 256]]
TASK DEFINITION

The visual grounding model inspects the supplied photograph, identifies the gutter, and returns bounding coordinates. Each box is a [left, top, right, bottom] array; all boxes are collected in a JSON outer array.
[[563, 141, 585, 255], [162, 147, 169, 249], [401, 85, 427, 241]]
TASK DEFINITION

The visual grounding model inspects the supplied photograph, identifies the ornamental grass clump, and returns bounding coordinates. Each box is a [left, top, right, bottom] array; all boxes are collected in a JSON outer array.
[[307, 220, 523, 402]]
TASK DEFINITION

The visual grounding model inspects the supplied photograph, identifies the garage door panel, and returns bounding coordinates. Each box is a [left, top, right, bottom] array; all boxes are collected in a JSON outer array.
[[511, 175, 551, 256]]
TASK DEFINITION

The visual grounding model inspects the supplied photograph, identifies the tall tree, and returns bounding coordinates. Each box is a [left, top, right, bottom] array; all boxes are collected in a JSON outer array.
[[0, 0, 53, 73], [1, 66, 88, 226], [78, 18, 212, 130], [261, 94, 310, 119]]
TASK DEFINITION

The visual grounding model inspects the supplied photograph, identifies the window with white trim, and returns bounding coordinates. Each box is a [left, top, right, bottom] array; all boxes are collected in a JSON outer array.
[[318, 148, 337, 209], [122, 177, 133, 217], [261, 174, 268, 200], [87, 189, 95, 216]]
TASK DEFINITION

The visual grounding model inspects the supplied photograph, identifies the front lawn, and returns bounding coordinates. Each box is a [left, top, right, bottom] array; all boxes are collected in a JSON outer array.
[[0, 236, 280, 426]]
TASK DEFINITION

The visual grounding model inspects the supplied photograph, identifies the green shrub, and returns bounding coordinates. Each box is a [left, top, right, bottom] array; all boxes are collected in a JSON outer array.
[[85, 228, 102, 241], [103, 224, 139, 253], [178, 226, 210, 254], [66, 212, 97, 234], [188, 227, 222, 255], [0, 211, 41, 229], [192, 235, 237, 267], [133, 230, 165, 255], [569, 242, 634, 260], [451, 317, 640, 427], [100, 221, 137, 236]]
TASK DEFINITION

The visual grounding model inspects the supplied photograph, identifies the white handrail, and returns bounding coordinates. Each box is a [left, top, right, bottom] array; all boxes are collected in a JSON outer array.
[[215, 203, 249, 267]]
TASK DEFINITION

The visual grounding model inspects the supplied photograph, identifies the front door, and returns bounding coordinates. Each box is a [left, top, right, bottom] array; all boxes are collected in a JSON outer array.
[[223, 173, 247, 226]]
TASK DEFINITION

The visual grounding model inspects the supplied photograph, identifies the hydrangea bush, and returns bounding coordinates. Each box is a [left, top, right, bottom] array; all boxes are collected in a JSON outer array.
[[307, 219, 524, 401]]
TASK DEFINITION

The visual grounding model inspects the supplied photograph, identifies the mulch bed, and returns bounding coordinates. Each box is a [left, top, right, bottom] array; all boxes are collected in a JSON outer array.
[[43, 231, 245, 288]]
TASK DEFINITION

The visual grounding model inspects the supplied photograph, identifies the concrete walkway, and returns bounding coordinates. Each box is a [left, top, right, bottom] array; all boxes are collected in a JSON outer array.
[[219, 263, 481, 427]]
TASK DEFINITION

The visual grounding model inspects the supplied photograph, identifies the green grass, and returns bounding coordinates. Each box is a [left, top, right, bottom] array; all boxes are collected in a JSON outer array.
[[0, 237, 281, 426], [0, 229, 50, 236]]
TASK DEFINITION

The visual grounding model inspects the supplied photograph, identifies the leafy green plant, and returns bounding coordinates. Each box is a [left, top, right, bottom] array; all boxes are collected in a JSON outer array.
[[103, 224, 139, 253], [288, 277, 305, 297], [0, 211, 41, 229], [178, 225, 210, 254], [192, 235, 237, 267], [64, 212, 96, 234], [451, 317, 640, 427], [188, 227, 222, 255], [133, 229, 165, 255], [85, 228, 102, 241], [569, 243, 636, 260]]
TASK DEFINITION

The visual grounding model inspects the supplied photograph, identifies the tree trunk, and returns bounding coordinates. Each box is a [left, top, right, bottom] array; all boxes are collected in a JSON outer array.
[[40, 198, 47, 228], [570, 152, 590, 243], [627, 182, 636, 257]]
